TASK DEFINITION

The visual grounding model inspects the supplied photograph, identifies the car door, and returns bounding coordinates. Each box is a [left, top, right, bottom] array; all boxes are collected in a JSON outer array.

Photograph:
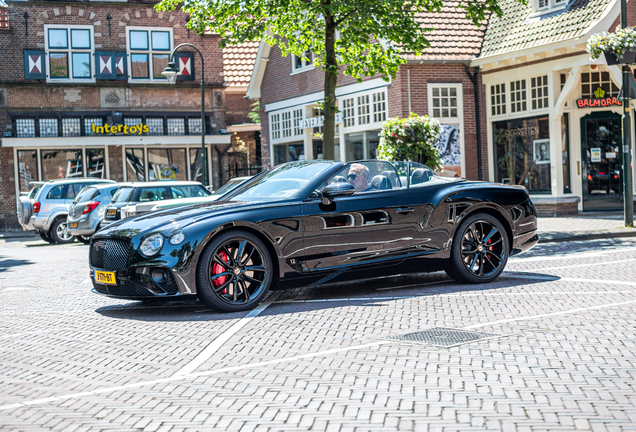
[[300, 161, 420, 271]]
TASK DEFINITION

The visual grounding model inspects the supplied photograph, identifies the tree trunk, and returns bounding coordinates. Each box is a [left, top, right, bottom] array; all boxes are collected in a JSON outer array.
[[322, 13, 337, 161]]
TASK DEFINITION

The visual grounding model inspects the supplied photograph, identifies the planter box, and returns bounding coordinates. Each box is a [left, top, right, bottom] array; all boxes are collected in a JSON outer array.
[[605, 50, 636, 65]]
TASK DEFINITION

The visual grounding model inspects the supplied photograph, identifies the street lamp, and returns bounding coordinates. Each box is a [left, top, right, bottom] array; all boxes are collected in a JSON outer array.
[[162, 43, 208, 187]]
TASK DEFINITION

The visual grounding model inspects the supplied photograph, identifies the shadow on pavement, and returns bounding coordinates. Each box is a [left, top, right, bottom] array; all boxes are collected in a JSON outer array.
[[0, 255, 34, 272], [515, 237, 636, 259], [94, 272, 556, 321]]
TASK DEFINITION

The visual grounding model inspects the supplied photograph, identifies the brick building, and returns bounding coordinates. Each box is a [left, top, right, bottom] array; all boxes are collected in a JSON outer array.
[[0, 0, 260, 231], [473, 0, 636, 215], [247, 2, 489, 183]]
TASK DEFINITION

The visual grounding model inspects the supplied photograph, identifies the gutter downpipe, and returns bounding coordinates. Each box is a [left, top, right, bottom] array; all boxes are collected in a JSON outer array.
[[465, 64, 483, 181], [407, 69, 412, 113]]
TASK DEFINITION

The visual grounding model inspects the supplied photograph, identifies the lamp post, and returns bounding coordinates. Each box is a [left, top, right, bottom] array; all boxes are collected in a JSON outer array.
[[621, 0, 634, 226], [162, 43, 208, 187]]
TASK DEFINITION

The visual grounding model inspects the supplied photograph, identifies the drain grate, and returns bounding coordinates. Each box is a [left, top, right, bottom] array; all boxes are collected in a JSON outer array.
[[391, 327, 498, 347]]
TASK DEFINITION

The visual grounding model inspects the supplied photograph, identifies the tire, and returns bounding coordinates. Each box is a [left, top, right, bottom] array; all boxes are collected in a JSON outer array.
[[18, 196, 32, 227], [445, 213, 509, 284], [50, 218, 76, 244], [78, 235, 92, 245], [38, 230, 55, 244], [197, 230, 273, 312]]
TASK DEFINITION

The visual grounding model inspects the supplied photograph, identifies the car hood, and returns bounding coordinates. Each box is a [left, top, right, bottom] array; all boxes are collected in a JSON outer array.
[[96, 199, 292, 240]]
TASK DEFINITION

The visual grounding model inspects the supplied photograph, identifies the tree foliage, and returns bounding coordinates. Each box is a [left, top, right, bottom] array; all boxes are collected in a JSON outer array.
[[156, 0, 515, 160]]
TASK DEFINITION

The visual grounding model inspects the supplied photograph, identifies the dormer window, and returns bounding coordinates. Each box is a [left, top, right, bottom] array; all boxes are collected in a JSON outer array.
[[531, 0, 567, 16]]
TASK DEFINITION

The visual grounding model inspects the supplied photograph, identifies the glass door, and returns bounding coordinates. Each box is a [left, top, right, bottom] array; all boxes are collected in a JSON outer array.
[[581, 114, 623, 211]]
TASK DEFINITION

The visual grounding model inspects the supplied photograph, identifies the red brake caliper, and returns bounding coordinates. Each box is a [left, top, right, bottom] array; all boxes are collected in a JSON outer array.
[[212, 251, 229, 294]]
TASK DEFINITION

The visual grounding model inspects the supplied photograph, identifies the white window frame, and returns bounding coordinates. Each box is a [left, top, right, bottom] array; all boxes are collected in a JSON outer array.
[[291, 52, 314, 75], [530, 0, 567, 17], [509, 79, 528, 114], [529, 75, 550, 112], [126, 26, 174, 83], [427, 82, 465, 178], [489, 83, 507, 118], [269, 107, 305, 144], [337, 88, 388, 133], [44, 24, 95, 84]]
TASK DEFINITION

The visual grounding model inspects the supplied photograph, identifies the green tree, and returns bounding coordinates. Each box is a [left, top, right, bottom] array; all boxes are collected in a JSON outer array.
[[156, 0, 515, 160]]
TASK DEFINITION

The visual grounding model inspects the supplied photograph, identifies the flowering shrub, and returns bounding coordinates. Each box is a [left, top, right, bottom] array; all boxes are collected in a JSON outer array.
[[377, 113, 443, 171], [587, 27, 636, 60]]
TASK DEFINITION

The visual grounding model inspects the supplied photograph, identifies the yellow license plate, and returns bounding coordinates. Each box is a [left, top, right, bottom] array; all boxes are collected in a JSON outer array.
[[95, 270, 116, 285], [107, 209, 117, 217], [69, 222, 78, 228]]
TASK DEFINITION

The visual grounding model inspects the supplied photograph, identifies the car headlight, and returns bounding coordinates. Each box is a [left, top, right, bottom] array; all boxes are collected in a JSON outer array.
[[169, 232, 186, 245], [139, 233, 164, 257]]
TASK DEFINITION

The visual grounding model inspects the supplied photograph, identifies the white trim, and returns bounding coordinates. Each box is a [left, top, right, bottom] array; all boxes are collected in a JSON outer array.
[[2, 135, 231, 147], [246, 40, 271, 100], [264, 77, 391, 112], [126, 26, 174, 84], [290, 53, 315, 75], [44, 24, 95, 84]]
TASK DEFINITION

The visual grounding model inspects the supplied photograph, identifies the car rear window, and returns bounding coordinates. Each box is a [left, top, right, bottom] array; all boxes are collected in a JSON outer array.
[[29, 185, 42, 199], [112, 187, 134, 203], [170, 185, 211, 199], [74, 187, 99, 203]]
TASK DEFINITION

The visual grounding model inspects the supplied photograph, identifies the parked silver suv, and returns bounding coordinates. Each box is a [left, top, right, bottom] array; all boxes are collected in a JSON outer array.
[[26, 178, 115, 243]]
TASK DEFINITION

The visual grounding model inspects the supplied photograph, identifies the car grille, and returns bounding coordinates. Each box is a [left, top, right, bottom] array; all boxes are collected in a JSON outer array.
[[93, 280, 152, 297], [92, 270, 180, 297], [157, 271, 179, 295], [90, 239, 131, 270]]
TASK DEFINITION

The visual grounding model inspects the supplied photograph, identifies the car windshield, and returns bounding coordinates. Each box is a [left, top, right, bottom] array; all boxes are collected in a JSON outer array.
[[214, 178, 247, 196], [74, 187, 98, 203], [170, 185, 211, 199], [228, 161, 333, 201], [112, 187, 134, 203]]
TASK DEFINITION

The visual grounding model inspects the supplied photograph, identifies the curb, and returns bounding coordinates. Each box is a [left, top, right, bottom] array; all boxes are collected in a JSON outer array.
[[539, 230, 636, 244]]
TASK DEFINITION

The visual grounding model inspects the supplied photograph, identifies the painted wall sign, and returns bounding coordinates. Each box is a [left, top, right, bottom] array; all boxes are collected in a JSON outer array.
[[576, 87, 622, 108], [591, 147, 602, 162], [302, 113, 343, 129], [92, 123, 149, 135]]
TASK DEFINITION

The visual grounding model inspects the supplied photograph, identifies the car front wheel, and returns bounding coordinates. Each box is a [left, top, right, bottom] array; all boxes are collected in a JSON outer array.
[[197, 231, 273, 312], [50, 219, 76, 244], [445, 213, 509, 284]]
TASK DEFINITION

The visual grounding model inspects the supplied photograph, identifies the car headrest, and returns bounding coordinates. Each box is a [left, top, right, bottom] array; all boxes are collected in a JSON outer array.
[[143, 191, 155, 200], [370, 174, 391, 190], [380, 170, 401, 188], [331, 175, 347, 183], [411, 168, 433, 185]]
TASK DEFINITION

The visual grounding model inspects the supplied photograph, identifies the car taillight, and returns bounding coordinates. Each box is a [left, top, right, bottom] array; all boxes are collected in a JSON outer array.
[[33, 201, 40, 213], [588, 175, 592, 181], [82, 201, 99, 215]]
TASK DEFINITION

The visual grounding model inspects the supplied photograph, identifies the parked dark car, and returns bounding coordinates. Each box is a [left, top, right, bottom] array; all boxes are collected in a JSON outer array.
[[90, 160, 538, 312], [100, 181, 211, 227], [67, 183, 130, 242]]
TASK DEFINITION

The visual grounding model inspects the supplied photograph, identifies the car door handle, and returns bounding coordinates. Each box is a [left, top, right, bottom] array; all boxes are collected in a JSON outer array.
[[396, 207, 415, 214]]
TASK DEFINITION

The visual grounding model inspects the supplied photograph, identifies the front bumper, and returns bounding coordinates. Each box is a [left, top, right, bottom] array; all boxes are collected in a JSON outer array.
[[90, 266, 184, 298]]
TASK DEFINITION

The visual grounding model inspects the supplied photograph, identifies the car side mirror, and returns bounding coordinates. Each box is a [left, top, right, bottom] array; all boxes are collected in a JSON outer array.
[[320, 182, 356, 205]]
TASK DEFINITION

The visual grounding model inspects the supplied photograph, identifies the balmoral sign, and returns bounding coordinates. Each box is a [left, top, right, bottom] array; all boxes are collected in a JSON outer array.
[[302, 113, 343, 129], [576, 87, 622, 108]]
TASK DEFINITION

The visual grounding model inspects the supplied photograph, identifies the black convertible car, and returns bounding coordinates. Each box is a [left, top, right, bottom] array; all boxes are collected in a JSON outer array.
[[90, 160, 538, 312]]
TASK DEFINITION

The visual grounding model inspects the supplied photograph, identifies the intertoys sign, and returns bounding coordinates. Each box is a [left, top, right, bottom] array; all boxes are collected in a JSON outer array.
[[576, 87, 622, 108], [91, 123, 149, 135]]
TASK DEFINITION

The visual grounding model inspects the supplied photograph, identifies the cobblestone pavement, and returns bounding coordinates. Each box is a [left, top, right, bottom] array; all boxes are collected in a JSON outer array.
[[1, 236, 635, 431]]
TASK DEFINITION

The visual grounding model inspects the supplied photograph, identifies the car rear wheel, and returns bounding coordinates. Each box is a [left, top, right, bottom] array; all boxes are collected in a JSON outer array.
[[38, 230, 55, 243], [445, 213, 509, 284], [50, 219, 76, 244], [197, 231, 273, 312]]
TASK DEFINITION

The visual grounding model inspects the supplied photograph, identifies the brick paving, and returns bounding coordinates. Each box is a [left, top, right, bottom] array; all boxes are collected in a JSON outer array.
[[0, 237, 635, 431]]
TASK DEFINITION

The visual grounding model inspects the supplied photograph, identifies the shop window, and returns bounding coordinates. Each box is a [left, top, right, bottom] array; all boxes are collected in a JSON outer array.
[[344, 130, 381, 161], [125, 148, 146, 181], [62, 118, 81, 137], [148, 148, 187, 181], [39, 119, 59, 138], [167, 118, 185, 136], [490, 83, 506, 116], [17, 150, 38, 192], [45, 25, 94, 82], [85, 118, 103, 136], [41, 149, 83, 180], [581, 71, 619, 99], [124, 117, 142, 127], [342, 98, 355, 127], [357, 95, 370, 125], [531, 75, 549, 110], [493, 116, 551, 193], [86, 149, 105, 178], [373, 91, 387, 123], [190, 148, 204, 183], [431, 86, 458, 118], [510, 80, 527, 113], [127, 27, 172, 82], [293, 109, 303, 136], [282, 111, 292, 138], [562, 114, 571, 194], [147, 118, 164, 136], [188, 118, 203, 135], [16, 119, 36, 138], [271, 113, 281, 140], [273, 143, 304, 165]]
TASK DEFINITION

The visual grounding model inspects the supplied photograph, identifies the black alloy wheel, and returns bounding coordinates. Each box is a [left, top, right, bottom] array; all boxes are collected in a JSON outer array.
[[446, 213, 508, 284], [197, 231, 273, 312]]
